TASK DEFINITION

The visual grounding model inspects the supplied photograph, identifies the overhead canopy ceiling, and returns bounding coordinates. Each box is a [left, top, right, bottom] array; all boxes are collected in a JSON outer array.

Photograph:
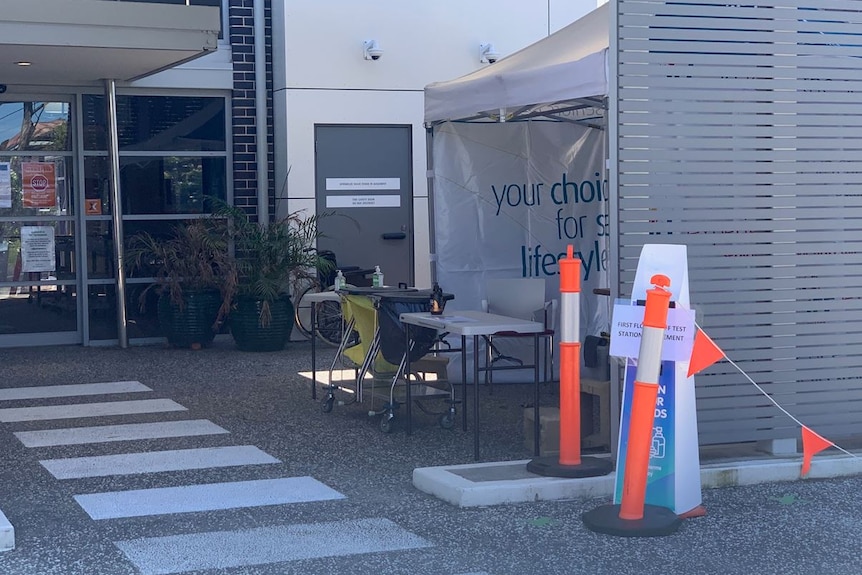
[[0, 0, 221, 87]]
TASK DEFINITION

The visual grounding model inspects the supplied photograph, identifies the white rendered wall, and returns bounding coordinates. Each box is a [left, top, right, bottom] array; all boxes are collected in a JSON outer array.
[[275, 0, 597, 287]]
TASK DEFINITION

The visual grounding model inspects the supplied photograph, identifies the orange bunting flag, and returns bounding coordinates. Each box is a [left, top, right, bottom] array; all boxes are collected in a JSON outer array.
[[801, 426, 834, 477], [687, 328, 725, 377]]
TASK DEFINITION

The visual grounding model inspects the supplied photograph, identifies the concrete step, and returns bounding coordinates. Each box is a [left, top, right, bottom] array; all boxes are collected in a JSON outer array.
[[413, 451, 862, 508]]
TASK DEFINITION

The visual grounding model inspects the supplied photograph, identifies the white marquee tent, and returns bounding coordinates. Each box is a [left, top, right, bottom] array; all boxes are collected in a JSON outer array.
[[424, 2, 610, 125], [421, 4, 614, 388]]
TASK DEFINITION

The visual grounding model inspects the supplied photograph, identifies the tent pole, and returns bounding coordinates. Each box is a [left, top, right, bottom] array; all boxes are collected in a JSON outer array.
[[425, 125, 438, 284]]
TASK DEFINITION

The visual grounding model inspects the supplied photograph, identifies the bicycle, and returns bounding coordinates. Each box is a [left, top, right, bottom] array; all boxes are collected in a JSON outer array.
[[292, 251, 374, 347]]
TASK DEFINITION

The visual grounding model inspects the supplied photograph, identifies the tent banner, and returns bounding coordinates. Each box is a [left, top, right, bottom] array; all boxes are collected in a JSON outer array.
[[432, 121, 609, 379]]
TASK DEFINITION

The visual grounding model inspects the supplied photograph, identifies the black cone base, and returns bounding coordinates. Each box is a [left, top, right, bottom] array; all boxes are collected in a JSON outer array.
[[526, 456, 613, 478], [582, 503, 681, 537]]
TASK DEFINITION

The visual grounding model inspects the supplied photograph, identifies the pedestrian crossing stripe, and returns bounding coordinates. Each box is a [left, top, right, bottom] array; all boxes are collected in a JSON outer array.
[[75, 476, 345, 520], [0, 399, 186, 423], [40, 445, 279, 479], [0, 381, 151, 402], [114, 517, 432, 575], [14, 419, 228, 448]]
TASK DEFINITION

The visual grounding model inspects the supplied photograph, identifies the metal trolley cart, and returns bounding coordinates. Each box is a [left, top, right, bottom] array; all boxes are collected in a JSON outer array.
[[319, 287, 456, 433], [319, 286, 417, 413], [373, 291, 456, 433]]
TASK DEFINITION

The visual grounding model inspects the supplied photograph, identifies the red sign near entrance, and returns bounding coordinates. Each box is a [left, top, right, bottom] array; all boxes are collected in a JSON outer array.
[[22, 162, 56, 208]]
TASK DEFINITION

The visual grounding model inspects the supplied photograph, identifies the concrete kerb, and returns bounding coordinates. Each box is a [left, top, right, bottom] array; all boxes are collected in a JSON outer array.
[[413, 451, 862, 508]]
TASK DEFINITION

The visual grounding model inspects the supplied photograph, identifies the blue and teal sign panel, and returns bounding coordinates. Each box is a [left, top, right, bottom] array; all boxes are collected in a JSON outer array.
[[614, 359, 677, 508]]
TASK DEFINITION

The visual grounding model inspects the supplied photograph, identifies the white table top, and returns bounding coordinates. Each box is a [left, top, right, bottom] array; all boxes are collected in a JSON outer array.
[[302, 290, 340, 303], [399, 310, 543, 337]]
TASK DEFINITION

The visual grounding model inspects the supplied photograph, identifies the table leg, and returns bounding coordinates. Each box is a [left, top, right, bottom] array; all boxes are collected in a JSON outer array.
[[311, 300, 317, 400], [473, 334, 480, 461], [461, 335, 467, 431], [534, 332, 540, 457], [406, 323, 413, 436]]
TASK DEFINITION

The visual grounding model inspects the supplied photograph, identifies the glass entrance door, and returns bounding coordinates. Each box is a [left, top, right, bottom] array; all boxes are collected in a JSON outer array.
[[0, 100, 80, 346]]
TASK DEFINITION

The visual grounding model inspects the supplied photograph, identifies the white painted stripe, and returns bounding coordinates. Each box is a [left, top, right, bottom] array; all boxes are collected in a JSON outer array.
[[0, 507, 13, 552], [14, 419, 228, 448], [75, 477, 345, 520], [0, 399, 186, 423], [40, 446, 279, 479], [115, 518, 432, 575], [0, 381, 151, 402]]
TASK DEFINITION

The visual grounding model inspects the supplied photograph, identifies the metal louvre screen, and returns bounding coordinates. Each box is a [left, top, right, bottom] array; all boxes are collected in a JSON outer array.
[[615, 0, 862, 444]]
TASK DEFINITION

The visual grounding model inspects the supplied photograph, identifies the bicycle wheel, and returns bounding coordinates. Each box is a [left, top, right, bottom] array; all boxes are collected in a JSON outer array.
[[315, 299, 346, 347], [292, 277, 320, 340]]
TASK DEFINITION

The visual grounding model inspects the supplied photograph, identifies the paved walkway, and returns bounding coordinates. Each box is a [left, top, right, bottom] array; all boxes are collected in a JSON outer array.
[[0, 340, 859, 575]]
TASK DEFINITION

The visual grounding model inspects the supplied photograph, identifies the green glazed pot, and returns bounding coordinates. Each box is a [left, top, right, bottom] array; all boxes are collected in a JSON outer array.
[[157, 289, 222, 348], [230, 295, 294, 352]]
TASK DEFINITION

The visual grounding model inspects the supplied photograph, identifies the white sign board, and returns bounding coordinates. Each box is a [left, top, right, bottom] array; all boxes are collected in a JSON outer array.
[[325, 178, 400, 191], [325, 194, 401, 208], [609, 303, 696, 362], [20, 226, 56, 273]]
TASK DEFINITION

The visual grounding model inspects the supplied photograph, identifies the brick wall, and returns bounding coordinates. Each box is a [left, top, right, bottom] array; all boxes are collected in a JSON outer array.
[[228, 0, 274, 222]]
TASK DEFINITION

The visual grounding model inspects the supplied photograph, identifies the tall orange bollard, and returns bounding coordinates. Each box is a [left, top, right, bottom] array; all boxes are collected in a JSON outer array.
[[582, 274, 681, 536], [527, 245, 612, 478]]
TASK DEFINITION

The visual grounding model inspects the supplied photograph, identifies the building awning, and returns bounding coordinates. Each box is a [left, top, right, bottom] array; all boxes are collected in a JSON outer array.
[[0, 0, 221, 87]]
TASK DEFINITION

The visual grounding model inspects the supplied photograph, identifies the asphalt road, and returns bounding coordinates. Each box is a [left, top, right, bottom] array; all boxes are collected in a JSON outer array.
[[0, 341, 859, 575]]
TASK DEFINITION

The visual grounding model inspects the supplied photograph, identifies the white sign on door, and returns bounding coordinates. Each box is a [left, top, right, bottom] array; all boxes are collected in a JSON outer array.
[[325, 178, 400, 191], [325, 194, 401, 208], [21, 226, 56, 273]]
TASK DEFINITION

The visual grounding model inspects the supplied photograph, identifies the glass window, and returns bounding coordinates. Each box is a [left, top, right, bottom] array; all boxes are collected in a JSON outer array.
[[0, 221, 77, 282], [83, 156, 111, 216], [89, 283, 164, 341], [85, 221, 113, 280], [0, 156, 74, 217], [82, 95, 226, 152], [0, 102, 71, 152], [120, 156, 225, 215], [0, 284, 77, 333]]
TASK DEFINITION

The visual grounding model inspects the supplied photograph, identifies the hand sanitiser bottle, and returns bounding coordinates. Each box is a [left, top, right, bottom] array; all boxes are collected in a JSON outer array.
[[334, 270, 346, 290], [430, 282, 444, 315], [372, 266, 384, 287]]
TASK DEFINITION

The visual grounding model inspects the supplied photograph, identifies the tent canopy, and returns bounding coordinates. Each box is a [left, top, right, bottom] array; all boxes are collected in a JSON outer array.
[[424, 2, 609, 125]]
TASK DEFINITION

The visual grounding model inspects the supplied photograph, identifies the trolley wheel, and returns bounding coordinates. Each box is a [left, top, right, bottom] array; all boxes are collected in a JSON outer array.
[[321, 396, 334, 413], [439, 412, 455, 430], [379, 414, 394, 433]]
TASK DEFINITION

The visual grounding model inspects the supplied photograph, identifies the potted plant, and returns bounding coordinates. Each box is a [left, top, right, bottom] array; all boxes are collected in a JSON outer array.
[[222, 205, 333, 352], [126, 218, 237, 349]]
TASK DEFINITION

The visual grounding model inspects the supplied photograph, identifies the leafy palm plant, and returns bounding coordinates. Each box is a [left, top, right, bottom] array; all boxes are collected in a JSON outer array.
[[125, 218, 238, 326], [219, 204, 333, 326]]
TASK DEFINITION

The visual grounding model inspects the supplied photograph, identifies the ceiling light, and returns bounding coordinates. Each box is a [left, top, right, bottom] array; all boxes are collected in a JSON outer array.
[[16, 61, 31, 67]]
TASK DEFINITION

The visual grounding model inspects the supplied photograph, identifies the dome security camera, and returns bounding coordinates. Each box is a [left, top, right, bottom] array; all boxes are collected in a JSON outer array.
[[480, 43, 500, 64], [364, 40, 384, 61]]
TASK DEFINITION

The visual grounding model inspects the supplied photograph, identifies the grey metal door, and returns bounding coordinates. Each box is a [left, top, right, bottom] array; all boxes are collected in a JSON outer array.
[[314, 125, 413, 287]]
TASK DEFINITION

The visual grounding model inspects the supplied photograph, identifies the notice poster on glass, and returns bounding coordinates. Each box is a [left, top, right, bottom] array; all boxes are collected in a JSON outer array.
[[21, 226, 56, 273], [22, 162, 57, 208], [0, 162, 11, 208]]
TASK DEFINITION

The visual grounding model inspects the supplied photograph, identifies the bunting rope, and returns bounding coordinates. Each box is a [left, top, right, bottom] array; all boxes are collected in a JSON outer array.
[[693, 322, 860, 467]]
